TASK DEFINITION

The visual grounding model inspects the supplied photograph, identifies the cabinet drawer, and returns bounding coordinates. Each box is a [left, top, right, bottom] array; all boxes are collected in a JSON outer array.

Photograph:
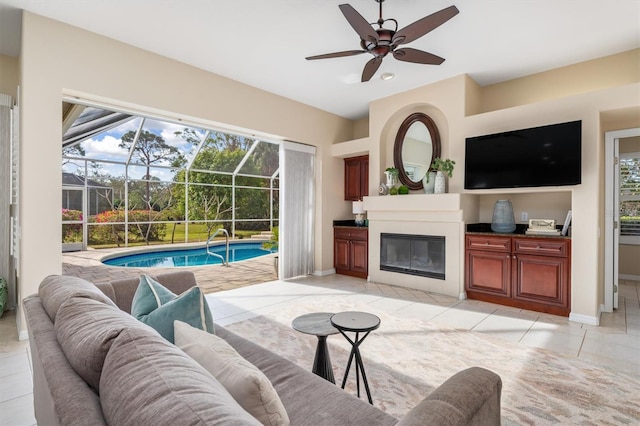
[[334, 227, 368, 241], [466, 235, 511, 252], [513, 238, 569, 257]]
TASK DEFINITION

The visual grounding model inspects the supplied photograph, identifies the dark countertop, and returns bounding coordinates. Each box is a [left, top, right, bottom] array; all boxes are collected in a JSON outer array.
[[466, 223, 571, 239], [333, 220, 368, 228]]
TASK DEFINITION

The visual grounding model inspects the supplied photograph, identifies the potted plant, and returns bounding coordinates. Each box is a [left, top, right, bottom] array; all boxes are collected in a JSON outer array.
[[431, 158, 455, 193], [262, 227, 279, 277]]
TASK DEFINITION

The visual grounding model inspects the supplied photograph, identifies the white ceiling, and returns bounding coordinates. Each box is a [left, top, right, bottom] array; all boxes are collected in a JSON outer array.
[[0, 0, 638, 120]]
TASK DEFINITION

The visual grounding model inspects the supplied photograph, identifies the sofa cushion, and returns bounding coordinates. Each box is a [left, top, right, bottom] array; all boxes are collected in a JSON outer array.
[[39, 275, 117, 321], [54, 297, 153, 392], [98, 271, 198, 313], [100, 327, 261, 426], [175, 321, 290, 426], [131, 275, 214, 343]]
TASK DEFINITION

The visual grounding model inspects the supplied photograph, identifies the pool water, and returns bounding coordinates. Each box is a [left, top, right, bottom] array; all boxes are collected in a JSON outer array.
[[102, 242, 275, 268]]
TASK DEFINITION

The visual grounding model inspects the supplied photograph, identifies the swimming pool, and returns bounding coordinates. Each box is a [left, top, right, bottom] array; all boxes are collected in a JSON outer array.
[[102, 242, 275, 268]]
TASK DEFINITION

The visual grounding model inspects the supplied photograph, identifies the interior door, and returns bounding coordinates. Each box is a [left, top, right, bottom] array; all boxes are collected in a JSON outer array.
[[613, 140, 620, 309], [605, 128, 640, 312]]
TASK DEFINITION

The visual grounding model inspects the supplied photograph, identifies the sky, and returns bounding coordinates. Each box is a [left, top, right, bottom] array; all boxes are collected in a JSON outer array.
[[63, 115, 206, 181]]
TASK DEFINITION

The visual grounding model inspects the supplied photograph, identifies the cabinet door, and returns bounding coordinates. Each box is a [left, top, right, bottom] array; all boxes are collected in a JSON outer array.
[[359, 157, 369, 199], [350, 240, 368, 275], [344, 158, 362, 201], [466, 250, 511, 297], [334, 238, 350, 271], [513, 254, 569, 309], [344, 155, 368, 201]]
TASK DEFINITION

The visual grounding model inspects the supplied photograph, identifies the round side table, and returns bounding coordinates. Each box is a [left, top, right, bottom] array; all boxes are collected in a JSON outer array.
[[330, 311, 380, 404], [292, 312, 339, 383]]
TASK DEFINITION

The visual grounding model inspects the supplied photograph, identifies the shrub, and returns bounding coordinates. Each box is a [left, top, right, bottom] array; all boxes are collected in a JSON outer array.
[[62, 209, 83, 243], [89, 210, 167, 245]]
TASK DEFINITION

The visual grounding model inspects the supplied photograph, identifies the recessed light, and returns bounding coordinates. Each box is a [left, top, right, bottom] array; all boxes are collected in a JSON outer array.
[[381, 72, 395, 81]]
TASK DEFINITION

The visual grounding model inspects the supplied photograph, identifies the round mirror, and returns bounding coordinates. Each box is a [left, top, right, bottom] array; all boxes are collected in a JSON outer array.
[[393, 112, 441, 190]]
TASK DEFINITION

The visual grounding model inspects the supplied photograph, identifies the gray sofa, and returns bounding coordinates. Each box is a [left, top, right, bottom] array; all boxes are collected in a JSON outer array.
[[23, 271, 502, 425]]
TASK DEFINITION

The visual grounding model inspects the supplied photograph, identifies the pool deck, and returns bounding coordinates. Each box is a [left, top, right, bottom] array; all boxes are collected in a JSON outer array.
[[62, 244, 278, 293]]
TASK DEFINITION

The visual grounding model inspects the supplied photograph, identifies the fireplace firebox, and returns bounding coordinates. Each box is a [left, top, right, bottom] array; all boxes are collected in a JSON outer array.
[[380, 233, 445, 280]]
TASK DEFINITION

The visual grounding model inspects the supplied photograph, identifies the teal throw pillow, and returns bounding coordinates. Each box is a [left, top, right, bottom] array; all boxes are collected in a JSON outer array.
[[131, 275, 214, 343]]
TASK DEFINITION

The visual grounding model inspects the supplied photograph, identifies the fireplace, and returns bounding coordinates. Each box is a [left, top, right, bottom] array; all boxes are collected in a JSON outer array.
[[380, 233, 445, 280]]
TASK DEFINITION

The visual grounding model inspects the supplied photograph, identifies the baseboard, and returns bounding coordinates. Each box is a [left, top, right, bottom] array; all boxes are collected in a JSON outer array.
[[569, 311, 600, 326], [459, 291, 467, 300], [619, 274, 640, 282], [312, 268, 336, 277]]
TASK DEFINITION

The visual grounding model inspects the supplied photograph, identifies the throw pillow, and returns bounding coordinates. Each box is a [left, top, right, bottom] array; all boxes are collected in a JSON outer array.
[[175, 320, 290, 426], [131, 275, 214, 343], [101, 327, 261, 425]]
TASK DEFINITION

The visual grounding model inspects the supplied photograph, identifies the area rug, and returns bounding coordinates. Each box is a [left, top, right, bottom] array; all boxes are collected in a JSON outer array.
[[225, 298, 640, 425]]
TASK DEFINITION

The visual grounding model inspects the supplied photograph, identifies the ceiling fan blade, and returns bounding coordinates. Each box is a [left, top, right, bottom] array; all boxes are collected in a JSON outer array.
[[393, 5, 459, 45], [306, 50, 366, 60], [393, 48, 445, 65], [339, 4, 379, 44], [362, 57, 383, 82]]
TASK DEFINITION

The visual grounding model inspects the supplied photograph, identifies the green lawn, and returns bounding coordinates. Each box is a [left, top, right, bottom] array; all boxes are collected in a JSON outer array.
[[87, 223, 263, 249]]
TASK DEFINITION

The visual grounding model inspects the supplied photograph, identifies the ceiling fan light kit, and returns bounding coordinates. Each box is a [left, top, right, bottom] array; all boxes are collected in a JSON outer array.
[[306, 0, 459, 82]]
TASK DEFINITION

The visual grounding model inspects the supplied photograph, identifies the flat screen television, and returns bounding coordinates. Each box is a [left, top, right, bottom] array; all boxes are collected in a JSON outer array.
[[464, 120, 582, 190]]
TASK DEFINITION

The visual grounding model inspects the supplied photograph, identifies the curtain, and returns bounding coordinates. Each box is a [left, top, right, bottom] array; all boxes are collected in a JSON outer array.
[[279, 141, 316, 279], [0, 94, 15, 310]]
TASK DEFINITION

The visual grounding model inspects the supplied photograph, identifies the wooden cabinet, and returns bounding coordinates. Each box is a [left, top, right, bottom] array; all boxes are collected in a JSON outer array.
[[344, 155, 368, 201], [465, 234, 571, 316], [334, 227, 368, 279]]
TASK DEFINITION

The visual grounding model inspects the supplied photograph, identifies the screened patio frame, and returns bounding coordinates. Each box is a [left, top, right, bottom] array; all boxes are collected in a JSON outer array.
[[61, 105, 280, 249]]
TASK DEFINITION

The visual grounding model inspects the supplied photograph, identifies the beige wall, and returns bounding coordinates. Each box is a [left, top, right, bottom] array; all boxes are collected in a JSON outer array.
[[17, 12, 354, 336], [0, 54, 19, 99], [479, 49, 640, 114], [360, 52, 640, 323]]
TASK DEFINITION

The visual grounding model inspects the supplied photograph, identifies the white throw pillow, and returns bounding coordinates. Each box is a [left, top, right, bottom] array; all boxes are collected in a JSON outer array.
[[174, 321, 290, 426]]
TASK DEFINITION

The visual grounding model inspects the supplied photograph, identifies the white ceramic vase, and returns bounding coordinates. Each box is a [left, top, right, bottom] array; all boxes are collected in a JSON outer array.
[[422, 171, 436, 194], [434, 171, 446, 194]]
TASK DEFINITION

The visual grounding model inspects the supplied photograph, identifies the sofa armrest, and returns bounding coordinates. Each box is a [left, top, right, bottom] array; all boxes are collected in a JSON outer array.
[[96, 271, 198, 313], [396, 367, 501, 426], [23, 295, 106, 426]]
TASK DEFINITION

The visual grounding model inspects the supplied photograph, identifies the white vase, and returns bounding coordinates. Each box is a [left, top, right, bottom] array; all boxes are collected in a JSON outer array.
[[422, 171, 436, 193], [434, 171, 446, 194]]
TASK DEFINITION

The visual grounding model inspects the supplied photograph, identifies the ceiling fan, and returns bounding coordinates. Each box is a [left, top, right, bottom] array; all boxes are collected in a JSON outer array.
[[306, 0, 459, 82]]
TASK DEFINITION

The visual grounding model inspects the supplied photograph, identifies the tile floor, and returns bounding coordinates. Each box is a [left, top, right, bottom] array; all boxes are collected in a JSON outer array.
[[1, 275, 638, 425]]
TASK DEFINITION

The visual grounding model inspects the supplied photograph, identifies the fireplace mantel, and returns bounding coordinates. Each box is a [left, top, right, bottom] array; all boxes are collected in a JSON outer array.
[[362, 193, 478, 299], [363, 193, 477, 223]]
